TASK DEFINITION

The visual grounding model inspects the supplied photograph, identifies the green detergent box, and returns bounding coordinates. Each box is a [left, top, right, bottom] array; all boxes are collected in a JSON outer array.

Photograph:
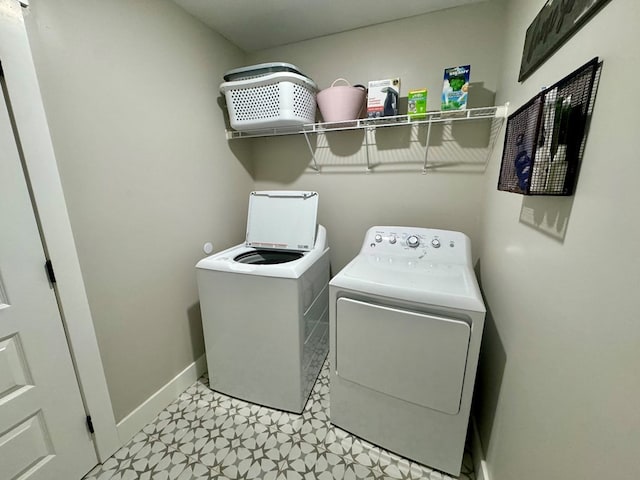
[[407, 89, 427, 118], [442, 65, 470, 110]]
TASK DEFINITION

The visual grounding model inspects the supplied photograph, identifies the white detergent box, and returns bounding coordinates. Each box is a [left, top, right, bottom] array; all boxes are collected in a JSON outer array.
[[367, 78, 401, 118]]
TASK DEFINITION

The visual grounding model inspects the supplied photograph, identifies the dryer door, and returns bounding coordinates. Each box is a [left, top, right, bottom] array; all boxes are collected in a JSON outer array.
[[336, 298, 470, 415]]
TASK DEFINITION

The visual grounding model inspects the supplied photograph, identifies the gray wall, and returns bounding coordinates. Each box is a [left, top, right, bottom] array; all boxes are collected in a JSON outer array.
[[24, 0, 252, 422], [247, 1, 507, 271], [475, 1, 640, 479]]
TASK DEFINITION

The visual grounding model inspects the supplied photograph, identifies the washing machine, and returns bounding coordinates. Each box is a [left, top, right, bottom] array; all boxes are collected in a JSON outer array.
[[329, 226, 485, 476], [196, 191, 330, 413]]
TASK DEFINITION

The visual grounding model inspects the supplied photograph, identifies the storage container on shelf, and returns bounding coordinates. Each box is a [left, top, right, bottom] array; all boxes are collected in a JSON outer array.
[[316, 78, 366, 123], [220, 62, 318, 132], [222, 62, 304, 82]]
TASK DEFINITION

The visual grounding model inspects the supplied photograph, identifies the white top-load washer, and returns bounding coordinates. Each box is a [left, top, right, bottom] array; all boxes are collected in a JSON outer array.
[[196, 191, 330, 413], [329, 226, 485, 476]]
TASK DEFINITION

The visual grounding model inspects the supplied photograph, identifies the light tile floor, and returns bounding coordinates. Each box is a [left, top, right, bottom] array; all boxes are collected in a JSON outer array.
[[84, 359, 475, 480]]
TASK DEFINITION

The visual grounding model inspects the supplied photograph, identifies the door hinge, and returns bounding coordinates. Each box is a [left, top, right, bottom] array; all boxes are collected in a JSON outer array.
[[86, 415, 95, 434], [45, 259, 56, 284]]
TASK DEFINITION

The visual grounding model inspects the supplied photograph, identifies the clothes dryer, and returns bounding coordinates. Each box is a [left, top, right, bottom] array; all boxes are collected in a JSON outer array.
[[329, 226, 485, 476]]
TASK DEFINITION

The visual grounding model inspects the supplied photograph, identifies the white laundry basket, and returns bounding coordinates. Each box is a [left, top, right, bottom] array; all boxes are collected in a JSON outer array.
[[220, 72, 318, 131]]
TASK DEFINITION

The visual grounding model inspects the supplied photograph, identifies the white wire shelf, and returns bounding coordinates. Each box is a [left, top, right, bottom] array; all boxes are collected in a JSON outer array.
[[225, 104, 509, 140]]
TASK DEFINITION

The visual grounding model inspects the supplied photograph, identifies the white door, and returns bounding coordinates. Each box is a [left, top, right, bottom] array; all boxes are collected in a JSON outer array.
[[0, 71, 97, 479]]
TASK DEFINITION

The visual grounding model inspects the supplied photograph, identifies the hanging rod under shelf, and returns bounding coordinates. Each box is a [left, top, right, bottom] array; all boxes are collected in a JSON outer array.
[[225, 104, 509, 140]]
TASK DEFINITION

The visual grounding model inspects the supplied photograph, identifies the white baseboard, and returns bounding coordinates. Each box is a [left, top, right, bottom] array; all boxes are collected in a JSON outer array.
[[471, 416, 491, 480], [116, 354, 207, 446]]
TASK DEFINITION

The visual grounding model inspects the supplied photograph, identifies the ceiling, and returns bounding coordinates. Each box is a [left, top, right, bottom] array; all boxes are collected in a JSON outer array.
[[173, 0, 487, 52]]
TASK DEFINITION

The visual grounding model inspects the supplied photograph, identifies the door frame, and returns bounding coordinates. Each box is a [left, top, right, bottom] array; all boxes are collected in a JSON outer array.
[[0, 0, 119, 461]]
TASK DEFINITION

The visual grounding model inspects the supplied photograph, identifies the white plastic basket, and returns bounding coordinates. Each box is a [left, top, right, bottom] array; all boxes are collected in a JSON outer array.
[[220, 72, 317, 131]]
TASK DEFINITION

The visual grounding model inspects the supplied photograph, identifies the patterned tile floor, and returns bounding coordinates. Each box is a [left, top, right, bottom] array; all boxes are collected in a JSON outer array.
[[84, 359, 475, 480]]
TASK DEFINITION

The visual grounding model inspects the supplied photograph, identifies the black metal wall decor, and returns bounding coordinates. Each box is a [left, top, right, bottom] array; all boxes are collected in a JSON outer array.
[[498, 58, 601, 196], [519, 0, 611, 82]]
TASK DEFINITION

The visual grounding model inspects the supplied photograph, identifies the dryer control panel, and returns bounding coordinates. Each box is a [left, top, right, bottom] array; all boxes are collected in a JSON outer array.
[[360, 226, 472, 265]]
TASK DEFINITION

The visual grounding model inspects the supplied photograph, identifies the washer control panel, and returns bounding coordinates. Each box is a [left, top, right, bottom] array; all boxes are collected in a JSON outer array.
[[361, 226, 471, 264]]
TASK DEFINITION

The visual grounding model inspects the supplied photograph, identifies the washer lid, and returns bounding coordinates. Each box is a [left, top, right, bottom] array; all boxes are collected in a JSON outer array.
[[246, 191, 318, 251]]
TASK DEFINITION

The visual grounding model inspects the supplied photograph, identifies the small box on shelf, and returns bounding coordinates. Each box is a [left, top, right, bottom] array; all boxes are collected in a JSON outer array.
[[408, 89, 428, 119], [367, 78, 401, 118]]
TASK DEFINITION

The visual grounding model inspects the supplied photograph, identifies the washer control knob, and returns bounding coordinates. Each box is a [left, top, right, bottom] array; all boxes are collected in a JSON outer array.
[[407, 235, 420, 248], [375, 234, 383, 243], [431, 238, 441, 248], [389, 235, 397, 244]]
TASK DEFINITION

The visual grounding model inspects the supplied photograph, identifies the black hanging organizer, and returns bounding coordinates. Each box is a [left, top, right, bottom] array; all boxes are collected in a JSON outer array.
[[498, 57, 602, 196]]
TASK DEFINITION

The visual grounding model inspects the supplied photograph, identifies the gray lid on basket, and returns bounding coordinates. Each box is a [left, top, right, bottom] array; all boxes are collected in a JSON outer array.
[[223, 62, 310, 82]]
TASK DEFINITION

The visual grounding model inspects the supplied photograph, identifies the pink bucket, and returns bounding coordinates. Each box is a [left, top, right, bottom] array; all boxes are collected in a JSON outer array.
[[316, 78, 366, 122]]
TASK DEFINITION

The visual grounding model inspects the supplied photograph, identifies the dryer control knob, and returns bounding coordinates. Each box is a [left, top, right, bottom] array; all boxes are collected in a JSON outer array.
[[389, 236, 397, 244], [407, 235, 420, 248], [431, 238, 441, 248], [375, 234, 383, 243]]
